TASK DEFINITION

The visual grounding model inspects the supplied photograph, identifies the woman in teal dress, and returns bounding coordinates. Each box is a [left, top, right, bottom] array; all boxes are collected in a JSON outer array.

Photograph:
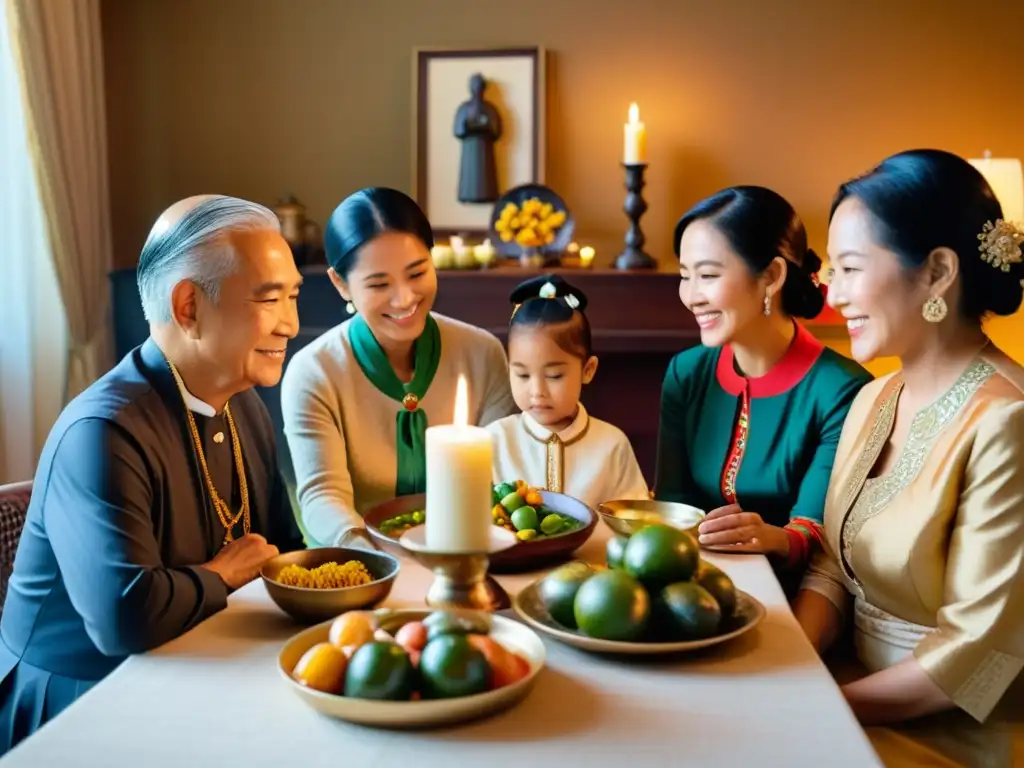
[[655, 186, 872, 584]]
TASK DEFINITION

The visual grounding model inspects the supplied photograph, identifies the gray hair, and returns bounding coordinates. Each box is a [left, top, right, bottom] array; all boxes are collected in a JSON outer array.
[[137, 195, 281, 323]]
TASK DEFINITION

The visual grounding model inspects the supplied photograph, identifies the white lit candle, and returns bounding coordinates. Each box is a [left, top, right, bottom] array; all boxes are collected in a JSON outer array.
[[623, 102, 647, 164], [579, 246, 595, 268], [425, 376, 494, 552]]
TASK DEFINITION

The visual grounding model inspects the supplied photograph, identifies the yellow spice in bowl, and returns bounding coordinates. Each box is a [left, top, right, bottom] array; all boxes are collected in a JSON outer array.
[[275, 560, 373, 589]]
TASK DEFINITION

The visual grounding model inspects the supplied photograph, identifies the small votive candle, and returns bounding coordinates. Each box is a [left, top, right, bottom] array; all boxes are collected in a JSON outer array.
[[579, 246, 595, 268], [450, 236, 476, 269], [474, 239, 497, 268], [431, 243, 454, 270]]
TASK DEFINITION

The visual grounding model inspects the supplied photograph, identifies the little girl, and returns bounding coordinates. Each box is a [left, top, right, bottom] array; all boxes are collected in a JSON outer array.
[[486, 275, 649, 508]]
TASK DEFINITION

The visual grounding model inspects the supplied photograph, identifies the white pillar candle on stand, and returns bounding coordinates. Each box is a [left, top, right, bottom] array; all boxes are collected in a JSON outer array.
[[425, 375, 493, 552], [623, 102, 647, 164]]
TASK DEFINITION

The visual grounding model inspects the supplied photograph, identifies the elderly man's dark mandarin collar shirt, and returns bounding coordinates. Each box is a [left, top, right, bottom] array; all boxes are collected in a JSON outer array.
[[0, 338, 304, 752]]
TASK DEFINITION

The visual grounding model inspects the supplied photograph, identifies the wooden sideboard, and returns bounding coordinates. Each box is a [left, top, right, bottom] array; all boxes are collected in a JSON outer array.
[[110, 264, 698, 485]]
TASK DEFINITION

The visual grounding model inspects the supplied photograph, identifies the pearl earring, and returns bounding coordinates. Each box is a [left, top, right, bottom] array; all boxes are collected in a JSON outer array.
[[346, 301, 356, 315], [763, 294, 771, 317]]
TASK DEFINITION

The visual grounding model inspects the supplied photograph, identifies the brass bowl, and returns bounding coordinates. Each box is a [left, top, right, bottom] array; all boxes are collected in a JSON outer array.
[[261, 547, 399, 624], [363, 491, 597, 573], [596, 499, 706, 538]]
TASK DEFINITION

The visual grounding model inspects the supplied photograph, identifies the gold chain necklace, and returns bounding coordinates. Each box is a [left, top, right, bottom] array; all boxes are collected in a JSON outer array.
[[167, 360, 250, 546]]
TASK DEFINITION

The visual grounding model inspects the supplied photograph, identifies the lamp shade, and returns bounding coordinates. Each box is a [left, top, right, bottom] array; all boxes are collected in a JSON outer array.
[[968, 155, 1024, 224]]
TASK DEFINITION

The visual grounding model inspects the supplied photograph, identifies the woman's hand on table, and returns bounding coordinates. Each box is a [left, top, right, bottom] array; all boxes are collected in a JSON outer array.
[[201, 533, 280, 590], [697, 504, 790, 557]]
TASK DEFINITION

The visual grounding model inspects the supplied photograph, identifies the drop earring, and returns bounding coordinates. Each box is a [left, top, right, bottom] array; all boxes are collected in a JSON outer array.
[[346, 301, 356, 315], [922, 296, 947, 323], [763, 294, 771, 317]]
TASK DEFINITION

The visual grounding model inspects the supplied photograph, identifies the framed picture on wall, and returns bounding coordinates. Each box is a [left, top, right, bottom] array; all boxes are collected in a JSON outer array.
[[412, 46, 546, 238]]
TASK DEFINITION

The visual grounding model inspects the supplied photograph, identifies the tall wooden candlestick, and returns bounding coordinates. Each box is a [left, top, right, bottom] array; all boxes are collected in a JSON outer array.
[[614, 163, 655, 270]]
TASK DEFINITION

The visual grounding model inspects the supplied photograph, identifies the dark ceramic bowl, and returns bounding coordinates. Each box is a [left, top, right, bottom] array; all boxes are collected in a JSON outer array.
[[363, 491, 596, 573], [260, 546, 400, 624], [488, 183, 575, 259]]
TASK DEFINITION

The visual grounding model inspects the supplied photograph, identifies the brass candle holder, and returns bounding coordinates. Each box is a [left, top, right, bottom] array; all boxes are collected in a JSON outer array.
[[399, 527, 518, 612]]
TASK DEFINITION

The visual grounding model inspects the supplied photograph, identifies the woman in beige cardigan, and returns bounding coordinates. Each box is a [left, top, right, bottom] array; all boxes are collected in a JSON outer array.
[[281, 188, 516, 547]]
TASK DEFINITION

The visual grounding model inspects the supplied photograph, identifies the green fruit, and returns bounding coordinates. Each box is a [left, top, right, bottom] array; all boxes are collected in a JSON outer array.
[[538, 561, 594, 628], [343, 641, 416, 700], [623, 524, 699, 589], [500, 492, 525, 512], [606, 535, 629, 569], [540, 513, 566, 536], [511, 506, 538, 531], [573, 569, 650, 641], [423, 610, 491, 641], [659, 581, 722, 640], [492, 488, 501, 506], [418, 635, 490, 699], [495, 482, 517, 500], [696, 562, 737, 619]]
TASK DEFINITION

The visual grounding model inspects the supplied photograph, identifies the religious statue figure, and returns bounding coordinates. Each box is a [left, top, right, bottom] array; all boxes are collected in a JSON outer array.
[[454, 73, 502, 204]]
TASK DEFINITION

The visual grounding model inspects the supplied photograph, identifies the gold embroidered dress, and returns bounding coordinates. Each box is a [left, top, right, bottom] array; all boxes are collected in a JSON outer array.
[[802, 346, 1024, 768]]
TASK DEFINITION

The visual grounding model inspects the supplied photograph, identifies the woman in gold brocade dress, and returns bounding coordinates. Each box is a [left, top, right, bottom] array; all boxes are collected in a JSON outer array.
[[793, 149, 1024, 768]]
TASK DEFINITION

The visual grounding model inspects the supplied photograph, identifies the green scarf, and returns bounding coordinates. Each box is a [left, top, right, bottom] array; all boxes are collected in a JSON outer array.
[[349, 313, 442, 496]]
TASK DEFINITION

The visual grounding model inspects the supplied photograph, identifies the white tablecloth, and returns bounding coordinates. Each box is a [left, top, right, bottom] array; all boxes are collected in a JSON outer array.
[[0, 528, 881, 767]]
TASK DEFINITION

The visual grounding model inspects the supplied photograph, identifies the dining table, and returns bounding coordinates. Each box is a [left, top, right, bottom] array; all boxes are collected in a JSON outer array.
[[0, 526, 882, 767]]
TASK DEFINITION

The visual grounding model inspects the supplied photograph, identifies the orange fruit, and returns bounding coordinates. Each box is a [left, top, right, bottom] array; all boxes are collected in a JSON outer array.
[[328, 611, 375, 649], [292, 642, 348, 694]]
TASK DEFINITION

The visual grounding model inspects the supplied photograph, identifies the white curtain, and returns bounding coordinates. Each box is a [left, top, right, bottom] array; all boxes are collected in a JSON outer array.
[[9, 0, 112, 401], [0, 0, 67, 484]]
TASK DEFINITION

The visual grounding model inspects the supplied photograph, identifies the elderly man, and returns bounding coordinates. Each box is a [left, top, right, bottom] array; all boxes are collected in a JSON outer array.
[[0, 195, 305, 752]]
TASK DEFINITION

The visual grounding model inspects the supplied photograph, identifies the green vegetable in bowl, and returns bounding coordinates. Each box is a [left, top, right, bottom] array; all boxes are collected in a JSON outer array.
[[511, 506, 538, 532]]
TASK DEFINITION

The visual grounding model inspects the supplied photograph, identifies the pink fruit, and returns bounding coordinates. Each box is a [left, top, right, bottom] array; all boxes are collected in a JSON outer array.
[[395, 621, 428, 653]]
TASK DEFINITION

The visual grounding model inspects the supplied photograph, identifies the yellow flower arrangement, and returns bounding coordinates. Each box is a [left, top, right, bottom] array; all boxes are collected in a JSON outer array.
[[494, 197, 567, 248]]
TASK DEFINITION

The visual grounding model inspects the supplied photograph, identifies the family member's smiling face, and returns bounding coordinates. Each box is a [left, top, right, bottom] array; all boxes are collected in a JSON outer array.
[[507, 325, 596, 430], [334, 231, 438, 348], [677, 219, 771, 348], [827, 197, 929, 363], [193, 228, 302, 389]]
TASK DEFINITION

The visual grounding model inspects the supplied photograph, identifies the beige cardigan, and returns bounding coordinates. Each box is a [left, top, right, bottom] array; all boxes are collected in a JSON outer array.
[[281, 313, 517, 546]]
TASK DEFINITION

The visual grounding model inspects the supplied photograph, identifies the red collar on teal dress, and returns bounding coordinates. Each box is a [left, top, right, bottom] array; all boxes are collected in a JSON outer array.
[[715, 322, 824, 398]]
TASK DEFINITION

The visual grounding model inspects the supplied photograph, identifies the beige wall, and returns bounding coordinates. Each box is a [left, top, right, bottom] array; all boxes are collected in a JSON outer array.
[[101, 0, 1024, 367]]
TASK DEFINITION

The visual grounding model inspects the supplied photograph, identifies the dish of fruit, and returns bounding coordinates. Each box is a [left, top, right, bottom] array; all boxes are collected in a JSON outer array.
[[512, 523, 765, 654], [279, 607, 546, 727], [377, 480, 584, 542]]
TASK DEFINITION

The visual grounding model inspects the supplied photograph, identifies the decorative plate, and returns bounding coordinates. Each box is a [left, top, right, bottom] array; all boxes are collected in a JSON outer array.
[[278, 609, 546, 728], [512, 578, 766, 655], [488, 183, 574, 259]]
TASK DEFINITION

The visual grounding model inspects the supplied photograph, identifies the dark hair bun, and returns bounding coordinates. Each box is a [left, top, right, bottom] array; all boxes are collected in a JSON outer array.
[[509, 274, 589, 312], [779, 247, 826, 320]]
